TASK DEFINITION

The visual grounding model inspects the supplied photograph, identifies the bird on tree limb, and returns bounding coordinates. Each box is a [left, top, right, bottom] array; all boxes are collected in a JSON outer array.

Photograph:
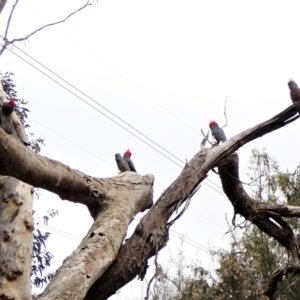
[[115, 153, 130, 172], [123, 149, 137, 172], [209, 120, 227, 145], [2, 98, 16, 115]]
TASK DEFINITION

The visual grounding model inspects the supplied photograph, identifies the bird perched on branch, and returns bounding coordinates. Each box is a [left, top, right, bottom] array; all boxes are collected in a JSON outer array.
[[288, 80, 300, 103], [123, 149, 137, 172], [209, 120, 227, 144], [2, 98, 16, 115], [115, 153, 130, 172]]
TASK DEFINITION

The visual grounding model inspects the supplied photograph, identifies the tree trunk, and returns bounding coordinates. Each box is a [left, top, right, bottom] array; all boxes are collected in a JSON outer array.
[[0, 176, 33, 300], [0, 83, 33, 299]]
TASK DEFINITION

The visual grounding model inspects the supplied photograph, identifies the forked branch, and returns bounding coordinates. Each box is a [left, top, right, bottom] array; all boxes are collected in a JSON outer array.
[[0, 0, 95, 56]]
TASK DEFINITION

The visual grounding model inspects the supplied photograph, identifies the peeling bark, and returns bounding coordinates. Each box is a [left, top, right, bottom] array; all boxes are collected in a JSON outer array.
[[0, 176, 33, 300], [38, 173, 154, 300]]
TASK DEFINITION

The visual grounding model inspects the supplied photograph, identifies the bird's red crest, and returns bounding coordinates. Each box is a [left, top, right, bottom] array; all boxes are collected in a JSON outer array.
[[124, 149, 132, 157], [209, 120, 216, 128], [9, 98, 16, 107]]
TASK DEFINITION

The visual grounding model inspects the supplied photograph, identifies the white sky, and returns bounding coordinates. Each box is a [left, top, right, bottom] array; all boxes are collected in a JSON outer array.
[[1, 0, 300, 298]]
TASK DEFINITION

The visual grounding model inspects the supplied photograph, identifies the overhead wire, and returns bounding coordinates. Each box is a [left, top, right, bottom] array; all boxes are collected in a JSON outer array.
[[2, 44, 184, 168], [22, 0, 200, 136], [4, 1, 229, 277], [3, 43, 226, 197], [36, 222, 211, 254], [31, 117, 115, 167], [1, 51, 227, 257], [9, 42, 184, 166]]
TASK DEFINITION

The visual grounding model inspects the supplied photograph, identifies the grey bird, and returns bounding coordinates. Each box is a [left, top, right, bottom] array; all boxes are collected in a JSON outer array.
[[209, 120, 227, 144], [115, 153, 130, 172], [123, 149, 137, 172]]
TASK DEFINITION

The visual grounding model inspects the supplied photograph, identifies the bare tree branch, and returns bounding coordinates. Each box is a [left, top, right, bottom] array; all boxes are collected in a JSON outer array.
[[4, 0, 18, 40], [0, 102, 299, 298], [200, 129, 212, 149], [222, 96, 228, 128], [218, 151, 300, 299], [0, 0, 95, 56], [264, 265, 300, 298]]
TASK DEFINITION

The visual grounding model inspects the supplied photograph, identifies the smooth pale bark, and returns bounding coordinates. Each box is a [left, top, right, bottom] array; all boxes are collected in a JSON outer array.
[[0, 83, 33, 299], [0, 176, 33, 300], [38, 173, 153, 300]]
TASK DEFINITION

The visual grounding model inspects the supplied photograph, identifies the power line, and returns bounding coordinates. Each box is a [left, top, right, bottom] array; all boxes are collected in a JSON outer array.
[[4, 44, 226, 197], [22, 0, 200, 136], [9, 42, 185, 166], [170, 229, 210, 253], [31, 118, 114, 167], [3, 45, 184, 168], [36, 222, 211, 254]]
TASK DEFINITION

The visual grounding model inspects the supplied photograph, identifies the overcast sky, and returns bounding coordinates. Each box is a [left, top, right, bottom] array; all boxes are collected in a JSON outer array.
[[1, 0, 300, 298]]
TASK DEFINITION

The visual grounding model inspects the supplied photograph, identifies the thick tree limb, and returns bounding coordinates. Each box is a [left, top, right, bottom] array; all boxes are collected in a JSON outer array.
[[264, 265, 300, 298], [218, 153, 300, 256], [0, 103, 299, 298], [218, 153, 300, 299], [37, 172, 154, 300], [0, 125, 156, 217], [85, 105, 300, 299]]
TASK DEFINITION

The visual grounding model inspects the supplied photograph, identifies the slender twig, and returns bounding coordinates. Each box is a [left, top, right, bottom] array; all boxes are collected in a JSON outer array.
[[0, 0, 94, 56], [200, 129, 213, 147], [222, 96, 228, 128], [224, 169, 265, 186], [145, 242, 160, 300], [4, 0, 18, 40], [280, 275, 300, 299], [166, 184, 200, 228]]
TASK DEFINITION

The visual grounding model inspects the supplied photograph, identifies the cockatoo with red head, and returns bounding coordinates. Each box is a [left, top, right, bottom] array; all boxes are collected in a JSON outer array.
[[2, 98, 16, 115], [123, 149, 137, 172], [209, 120, 227, 144]]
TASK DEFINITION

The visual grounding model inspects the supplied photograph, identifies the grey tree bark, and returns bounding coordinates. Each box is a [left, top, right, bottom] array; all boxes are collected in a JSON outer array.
[[0, 95, 299, 299]]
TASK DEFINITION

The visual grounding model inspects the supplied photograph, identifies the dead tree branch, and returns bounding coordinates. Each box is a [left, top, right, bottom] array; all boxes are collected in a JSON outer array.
[[218, 151, 300, 299], [84, 104, 300, 299], [0, 103, 299, 298], [222, 96, 228, 128], [200, 129, 212, 149]]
